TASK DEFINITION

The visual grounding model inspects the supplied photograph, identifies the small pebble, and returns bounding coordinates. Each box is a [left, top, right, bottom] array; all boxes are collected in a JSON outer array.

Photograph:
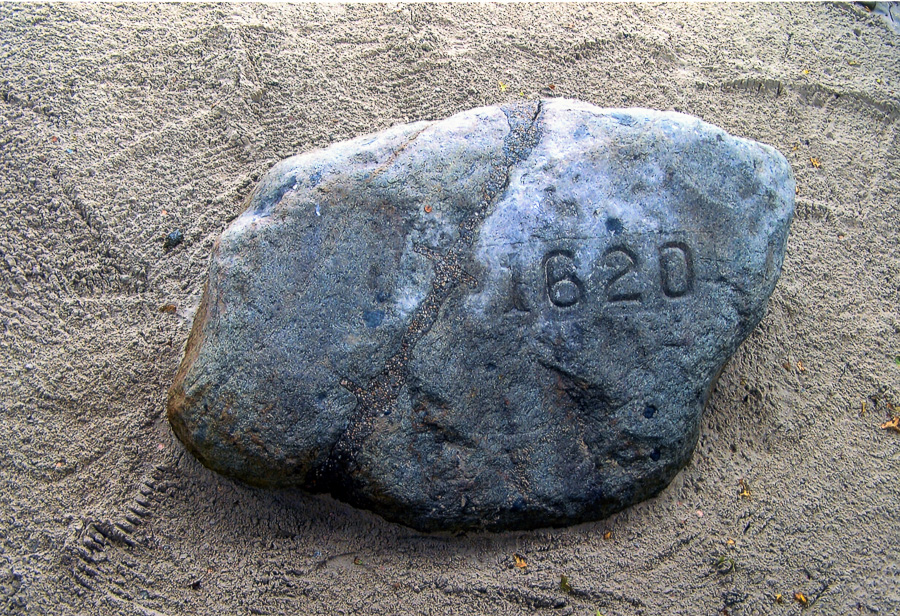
[[164, 229, 184, 249]]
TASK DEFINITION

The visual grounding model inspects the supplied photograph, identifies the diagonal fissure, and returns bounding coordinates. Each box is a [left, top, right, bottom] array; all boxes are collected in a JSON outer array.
[[321, 101, 545, 479]]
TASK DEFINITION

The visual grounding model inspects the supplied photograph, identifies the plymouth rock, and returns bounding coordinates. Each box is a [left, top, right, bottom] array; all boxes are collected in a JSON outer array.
[[167, 99, 795, 531]]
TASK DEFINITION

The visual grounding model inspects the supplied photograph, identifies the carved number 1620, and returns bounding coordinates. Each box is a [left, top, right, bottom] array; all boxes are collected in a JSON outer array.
[[546, 242, 694, 308]]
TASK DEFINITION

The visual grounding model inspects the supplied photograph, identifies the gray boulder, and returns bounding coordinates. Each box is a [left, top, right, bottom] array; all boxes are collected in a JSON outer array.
[[167, 99, 794, 531]]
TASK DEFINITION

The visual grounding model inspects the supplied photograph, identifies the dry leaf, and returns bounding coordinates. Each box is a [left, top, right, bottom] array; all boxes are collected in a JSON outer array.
[[603, 530, 612, 540], [423, 204, 433, 214], [881, 416, 900, 433], [794, 591, 808, 606], [738, 478, 751, 499], [774, 593, 784, 604], [513, 553, 527, 569], [498, 81, 508, 92], [810, 157, 821, 168], [159, 304, 177, 314]]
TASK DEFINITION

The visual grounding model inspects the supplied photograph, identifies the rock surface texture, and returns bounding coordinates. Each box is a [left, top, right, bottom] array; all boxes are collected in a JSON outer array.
[[167, 99, 795, 531]]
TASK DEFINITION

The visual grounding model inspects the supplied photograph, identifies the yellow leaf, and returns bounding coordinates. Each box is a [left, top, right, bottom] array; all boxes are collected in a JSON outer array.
[[810, 157, 821, 169], [513, 553, 527, 568], [794, 591, 808, 606], [881, 416, 900, 433], [499, 81, 508, 92]]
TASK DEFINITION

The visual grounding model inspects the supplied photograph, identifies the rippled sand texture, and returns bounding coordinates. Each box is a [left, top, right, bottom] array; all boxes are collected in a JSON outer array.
[[0, 3, 897, 615]]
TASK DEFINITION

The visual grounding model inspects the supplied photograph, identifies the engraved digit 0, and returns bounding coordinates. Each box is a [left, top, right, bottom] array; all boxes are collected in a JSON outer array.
[[659, 242, 693, 298], [604, 246, 642, 302]]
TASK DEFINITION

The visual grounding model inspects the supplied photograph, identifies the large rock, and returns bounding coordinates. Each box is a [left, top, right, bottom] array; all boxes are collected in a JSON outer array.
[[167, 99, 794, 531]]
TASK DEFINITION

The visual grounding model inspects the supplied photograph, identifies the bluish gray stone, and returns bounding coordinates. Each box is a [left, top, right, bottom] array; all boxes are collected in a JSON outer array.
[[167, 99, 794, 531]]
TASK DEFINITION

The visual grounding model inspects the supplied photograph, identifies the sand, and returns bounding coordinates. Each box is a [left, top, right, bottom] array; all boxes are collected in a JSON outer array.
[[1, 2, 898, 615]]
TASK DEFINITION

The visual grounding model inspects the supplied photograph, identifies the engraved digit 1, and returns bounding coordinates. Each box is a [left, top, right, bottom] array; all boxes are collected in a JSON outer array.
[[659, 242, 693, 298], [604, 246, 641, 302], [545, 251, 581, 308]]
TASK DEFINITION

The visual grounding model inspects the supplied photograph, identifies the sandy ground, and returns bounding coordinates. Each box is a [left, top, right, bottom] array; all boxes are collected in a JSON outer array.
[[1, 2, 898, 615]]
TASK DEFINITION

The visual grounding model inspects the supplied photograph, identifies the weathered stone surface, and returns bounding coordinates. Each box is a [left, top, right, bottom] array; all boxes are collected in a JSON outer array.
[[167, 99, 794, 531]]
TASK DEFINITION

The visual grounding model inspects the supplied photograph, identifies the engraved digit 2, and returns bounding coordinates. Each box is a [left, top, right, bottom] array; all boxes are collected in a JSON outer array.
[[545, 250, 581, 308], [659, 242, 693, 298], [604, 246, 641, 302]]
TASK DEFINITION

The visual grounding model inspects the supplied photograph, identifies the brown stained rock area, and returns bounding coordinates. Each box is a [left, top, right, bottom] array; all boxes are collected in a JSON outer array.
[[166, 282, 209, 453]]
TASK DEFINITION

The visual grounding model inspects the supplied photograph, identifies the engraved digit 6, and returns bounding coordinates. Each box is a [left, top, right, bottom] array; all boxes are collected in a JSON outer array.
[[545, 250, 581, 308], [604, 246, 642, 302]]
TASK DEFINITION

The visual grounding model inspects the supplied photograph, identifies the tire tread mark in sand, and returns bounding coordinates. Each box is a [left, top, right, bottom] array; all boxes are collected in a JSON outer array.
[[63, 456, 182, 598], [722, 77, 900, 121], [319, 101, 544, 483]]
